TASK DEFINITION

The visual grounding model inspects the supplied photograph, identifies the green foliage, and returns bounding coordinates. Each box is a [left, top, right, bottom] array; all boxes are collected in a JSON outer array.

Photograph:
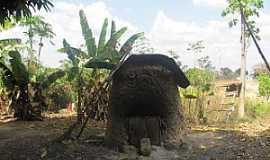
[[8, 51, 29, 86], [119, 32, 144, 56], [33, 19, 55, 39], [0, 61, 15, 91], [0, 0, 53, 25], [97, 18, 108, 55], [246, 98, 270, 118], [185, 68, 215, 94], [222, 0, 264, 39], [84, 59, 115, 70], [257, 74, 270, 100], [63, 39, 79, 66], [47, 84, 73, 112], [0, 38, 21, 49], [0, 17, 17, 31], [40, 70, 66, 89], [64, 10, 144, 70], [79, 10, 97, 57], [20, 16, 54, 48], [0, 50, 65, 119]]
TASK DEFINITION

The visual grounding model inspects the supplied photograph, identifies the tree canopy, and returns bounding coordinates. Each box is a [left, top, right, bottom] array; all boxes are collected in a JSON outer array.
[[0, 0, 53, 25]]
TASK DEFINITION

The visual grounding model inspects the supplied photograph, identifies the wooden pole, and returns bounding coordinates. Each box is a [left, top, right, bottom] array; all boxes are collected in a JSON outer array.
[[238, 12, 246, 118]]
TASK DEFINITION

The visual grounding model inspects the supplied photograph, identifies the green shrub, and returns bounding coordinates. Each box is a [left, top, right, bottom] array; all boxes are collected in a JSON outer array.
[[257, 74, 270, 100], [46, 84, 73, 112], [245, 98, 270, 118]]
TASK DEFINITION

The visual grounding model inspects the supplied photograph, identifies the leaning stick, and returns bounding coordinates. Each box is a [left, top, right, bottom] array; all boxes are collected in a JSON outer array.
[[239, 1, 270, 73], [76, 49, 132, 139]]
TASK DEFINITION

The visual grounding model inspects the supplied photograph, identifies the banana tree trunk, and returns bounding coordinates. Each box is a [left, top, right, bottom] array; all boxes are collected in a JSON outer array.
[[77, 70, 83, 123], [13, 86, 33, 120]]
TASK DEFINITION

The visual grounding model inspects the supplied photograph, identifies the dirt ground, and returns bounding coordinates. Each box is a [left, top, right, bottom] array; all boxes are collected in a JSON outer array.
[[1, 113, 270, 160]]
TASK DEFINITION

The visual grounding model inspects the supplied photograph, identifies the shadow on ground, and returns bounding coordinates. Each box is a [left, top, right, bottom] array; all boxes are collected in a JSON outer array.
[[1, 114, 270, 160]]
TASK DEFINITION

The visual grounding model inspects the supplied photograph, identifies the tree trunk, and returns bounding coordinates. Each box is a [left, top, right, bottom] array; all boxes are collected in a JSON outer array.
[[77, 71, 83, 123], [239, 14, 247, 119], [38, 37, 43, 64], [14, 86, 34, 120], [28, 26, 34, 70]]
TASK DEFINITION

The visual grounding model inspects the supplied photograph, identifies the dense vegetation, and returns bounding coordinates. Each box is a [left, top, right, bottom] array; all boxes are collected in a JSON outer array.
[[1, 1, 270, 160]]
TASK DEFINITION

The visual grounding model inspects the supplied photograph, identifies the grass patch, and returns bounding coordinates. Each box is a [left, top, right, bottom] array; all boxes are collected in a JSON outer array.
[[245, 98, 270, 118]]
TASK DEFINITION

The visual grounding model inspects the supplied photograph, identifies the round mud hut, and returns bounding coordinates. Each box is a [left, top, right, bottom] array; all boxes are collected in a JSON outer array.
[[106, 54, 190, 150]]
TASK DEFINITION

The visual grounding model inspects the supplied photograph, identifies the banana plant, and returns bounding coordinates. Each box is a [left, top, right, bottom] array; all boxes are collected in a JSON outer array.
[[60, 10, 144, 70], [60, 10, 144, 123], [0, 50, 65, 120], [79, 9, 144, 69]]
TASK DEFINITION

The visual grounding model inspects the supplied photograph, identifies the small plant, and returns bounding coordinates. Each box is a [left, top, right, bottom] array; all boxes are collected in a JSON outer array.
[[245, 98, 270, 118], [257, 74, 270, 100]]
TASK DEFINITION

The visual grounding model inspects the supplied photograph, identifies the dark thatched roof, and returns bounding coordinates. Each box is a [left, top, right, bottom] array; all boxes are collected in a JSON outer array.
[[115, 54, 190, 88]]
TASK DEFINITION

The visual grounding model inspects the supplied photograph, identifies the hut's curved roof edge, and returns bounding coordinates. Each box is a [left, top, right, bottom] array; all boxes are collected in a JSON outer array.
[[114, 54, 190, 88]]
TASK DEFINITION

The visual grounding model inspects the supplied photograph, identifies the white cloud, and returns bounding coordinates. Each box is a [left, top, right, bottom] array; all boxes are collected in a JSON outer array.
[[1, 1, 270, 72], [148, 10, 270, 70], [193, 0, 227, 8], [0, 1, 138, 67]]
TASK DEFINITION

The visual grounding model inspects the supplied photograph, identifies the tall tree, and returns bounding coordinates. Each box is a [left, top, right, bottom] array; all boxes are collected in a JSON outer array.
[[222, 0, 264, 118], [20, 16, 55, 75], [33, 20, 55, 64]]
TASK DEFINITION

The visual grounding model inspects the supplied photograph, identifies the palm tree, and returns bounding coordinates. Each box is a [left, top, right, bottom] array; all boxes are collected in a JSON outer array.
[[20, 16, 55, 76], [33, 20, 55, 64]]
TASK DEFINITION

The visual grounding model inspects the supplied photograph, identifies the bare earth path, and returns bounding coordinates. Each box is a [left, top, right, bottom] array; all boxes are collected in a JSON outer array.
[[0, 114, 270, 160]]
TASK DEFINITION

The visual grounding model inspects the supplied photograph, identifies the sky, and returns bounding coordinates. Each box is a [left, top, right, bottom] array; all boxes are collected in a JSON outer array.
[[1, 0, 270, 71]]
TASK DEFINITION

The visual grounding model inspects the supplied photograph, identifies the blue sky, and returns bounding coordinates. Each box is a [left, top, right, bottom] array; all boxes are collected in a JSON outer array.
[[1, 0, 270, 71], [62, 0, 270, 31]]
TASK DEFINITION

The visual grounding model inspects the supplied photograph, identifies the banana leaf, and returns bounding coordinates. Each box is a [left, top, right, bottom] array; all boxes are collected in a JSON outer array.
[[85, 59, 115, 70], [119, 32, 144, 55], [97, 18, 108, 55], [8, 51, 29, 86], [79, 10, 97, 57], [0, 61, 16, 91], [63, 39, 79, 66], [41, 70, 65, 89]]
